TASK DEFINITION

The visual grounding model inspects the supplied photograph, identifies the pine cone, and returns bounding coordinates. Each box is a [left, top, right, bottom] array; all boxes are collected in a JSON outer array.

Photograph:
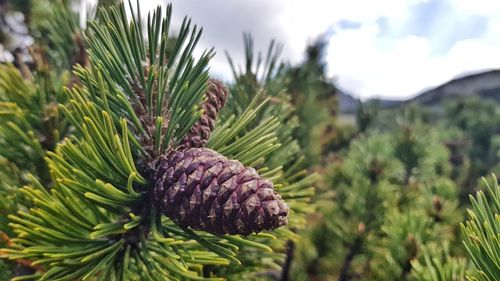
[[153, 148, 289, 235], [179, 79, 228, 150]]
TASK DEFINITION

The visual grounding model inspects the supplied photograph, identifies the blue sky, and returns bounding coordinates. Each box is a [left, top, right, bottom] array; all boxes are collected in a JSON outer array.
[[130, 0, 500, 99]]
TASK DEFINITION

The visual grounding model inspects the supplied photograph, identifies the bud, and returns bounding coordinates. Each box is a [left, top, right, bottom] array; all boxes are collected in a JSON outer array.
[[405, 234, 419, 258], [357, 222, 366, 235], [432, 195, 443, 212]]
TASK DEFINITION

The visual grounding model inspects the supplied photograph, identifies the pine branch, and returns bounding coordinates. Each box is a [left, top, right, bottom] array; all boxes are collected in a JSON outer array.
[[0, 2, 301, 280], [461, 174, 500, 281], [36, 3, 84, 71], [215, 34, 317, 279], [86, 2, 214, 155], [411, 242, 468, 281]]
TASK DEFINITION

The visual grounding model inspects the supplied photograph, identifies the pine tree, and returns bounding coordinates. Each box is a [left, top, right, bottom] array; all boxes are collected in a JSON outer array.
[[0, 2, 315, 280], [2, 2, 500, 281], [416, 168, 500, 281], [444, 97, 500, 200], [285, 37, 337, 166], [295, 119, 467, 281]]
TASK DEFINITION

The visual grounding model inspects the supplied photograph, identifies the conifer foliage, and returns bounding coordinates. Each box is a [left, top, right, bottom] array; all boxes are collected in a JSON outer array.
[[1, 1, 500, 281], [0, 2, 314, 280], [292, 121, 468, 281], [462, 176, 500, 281]]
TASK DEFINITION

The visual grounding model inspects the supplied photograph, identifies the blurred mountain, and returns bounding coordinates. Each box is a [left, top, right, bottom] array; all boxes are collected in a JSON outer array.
[[407, 70, 500, 106], [339, 69, 500, 113], [338, 89, 359, 113]]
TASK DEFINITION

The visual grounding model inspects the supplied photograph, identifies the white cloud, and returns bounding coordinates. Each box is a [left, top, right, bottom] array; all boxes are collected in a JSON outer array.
[[323, 0, 500, 99], [131, 0, 500, 99], [450, 0, 500, 15], [275, 0, 424, 62], [327, 25, 438, 99], [330, 28, 500, 99]]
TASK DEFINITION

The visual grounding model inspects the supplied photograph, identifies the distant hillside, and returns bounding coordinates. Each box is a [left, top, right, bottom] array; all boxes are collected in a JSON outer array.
[[338, 89, 359, 113], [406, 70, 500, 106], [339, 69, 500, 113]]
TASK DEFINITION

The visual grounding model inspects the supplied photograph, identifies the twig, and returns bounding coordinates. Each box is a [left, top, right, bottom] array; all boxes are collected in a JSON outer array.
[[0, 231, 12, 247], [280, 240, 295, 281], [338, 236, 362, 281]]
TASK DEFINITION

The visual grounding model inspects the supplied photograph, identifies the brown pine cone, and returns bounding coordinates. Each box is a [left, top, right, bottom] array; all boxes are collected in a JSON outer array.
[[153, 148, 289, 235], [178, 79, 228, 150]]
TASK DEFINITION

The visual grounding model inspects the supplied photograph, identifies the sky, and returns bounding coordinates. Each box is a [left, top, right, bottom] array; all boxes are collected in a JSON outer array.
[[130, 0, 500, 100]]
